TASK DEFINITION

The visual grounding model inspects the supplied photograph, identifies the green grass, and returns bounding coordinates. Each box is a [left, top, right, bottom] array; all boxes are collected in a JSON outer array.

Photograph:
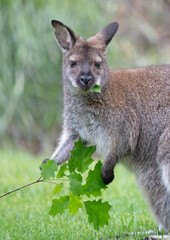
[[0, 149, 157, 240]]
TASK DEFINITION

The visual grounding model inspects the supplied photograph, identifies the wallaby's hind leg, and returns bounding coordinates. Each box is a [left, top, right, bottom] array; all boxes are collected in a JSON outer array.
[[161, 163, 170, 193], [138, 166, 170, 233], [157, 127, 170, 231], [157, 127, 170, 193], [138, 128, 170, 233]]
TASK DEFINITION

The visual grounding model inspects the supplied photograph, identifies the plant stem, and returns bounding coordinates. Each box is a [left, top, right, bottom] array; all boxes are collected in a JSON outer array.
[[44, 181, 71, 192], [0, 177, 42, 199]]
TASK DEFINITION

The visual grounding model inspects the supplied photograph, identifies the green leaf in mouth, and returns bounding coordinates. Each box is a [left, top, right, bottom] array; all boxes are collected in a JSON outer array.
[[89, 84, 101, 93]]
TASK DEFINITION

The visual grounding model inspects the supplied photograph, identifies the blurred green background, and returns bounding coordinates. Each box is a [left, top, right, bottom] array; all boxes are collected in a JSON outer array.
[[0, 0, 170, 155]]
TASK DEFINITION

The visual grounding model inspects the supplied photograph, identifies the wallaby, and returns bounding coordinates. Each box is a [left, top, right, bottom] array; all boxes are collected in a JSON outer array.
[[47, 20, 170, 232]]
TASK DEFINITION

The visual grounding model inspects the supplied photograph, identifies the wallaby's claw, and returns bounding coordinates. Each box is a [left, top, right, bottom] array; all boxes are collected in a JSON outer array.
[[101, 173, 114, 185], [40, 158, 49, 170], [101, 167, 114, 185]]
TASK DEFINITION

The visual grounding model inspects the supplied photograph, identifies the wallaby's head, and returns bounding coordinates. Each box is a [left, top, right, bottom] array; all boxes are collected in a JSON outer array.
[[51, 20, 119, 91]]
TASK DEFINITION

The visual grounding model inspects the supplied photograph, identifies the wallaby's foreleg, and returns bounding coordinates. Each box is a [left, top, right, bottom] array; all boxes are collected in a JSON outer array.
[[49, 132, 79, 164], [101, 152, 118, 185]]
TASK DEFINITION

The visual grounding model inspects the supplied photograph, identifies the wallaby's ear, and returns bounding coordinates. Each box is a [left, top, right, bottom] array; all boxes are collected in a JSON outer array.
[[98, 22, 119, 46], [51, 20, 78, 51], [88, 22, 119, 52]]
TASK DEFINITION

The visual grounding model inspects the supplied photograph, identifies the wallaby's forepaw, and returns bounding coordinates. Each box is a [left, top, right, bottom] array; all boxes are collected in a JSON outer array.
[[101, 165, 114, 185], [40, 158, 49, 170], [42, 158, 49, 164]]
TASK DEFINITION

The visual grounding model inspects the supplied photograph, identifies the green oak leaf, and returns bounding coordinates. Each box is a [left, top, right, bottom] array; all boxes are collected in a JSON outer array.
[[44, 141, 112, 230], [40, 160, 58, 181], [57, 163, 68, 178], [82, 161, 107, 197], [69, 194, 83, 215], [69, 138, 96, 173], [49, 196, 69, 216], [89, 84, 101, 93], [84, 200, 111, 230], [53, 185, 63, 195], [69, 172, 82, 196]]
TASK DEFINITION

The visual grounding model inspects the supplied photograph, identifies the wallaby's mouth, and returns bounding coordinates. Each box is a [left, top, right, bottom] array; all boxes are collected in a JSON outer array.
[[77, 78, 95, 91]]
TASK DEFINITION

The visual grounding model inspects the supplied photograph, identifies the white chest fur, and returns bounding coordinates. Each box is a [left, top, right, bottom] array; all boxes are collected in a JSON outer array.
[[73, 110, 111, 157]]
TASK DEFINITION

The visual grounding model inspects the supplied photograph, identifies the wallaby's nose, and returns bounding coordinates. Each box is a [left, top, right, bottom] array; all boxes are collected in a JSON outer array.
[[80, 75, 92, 85]]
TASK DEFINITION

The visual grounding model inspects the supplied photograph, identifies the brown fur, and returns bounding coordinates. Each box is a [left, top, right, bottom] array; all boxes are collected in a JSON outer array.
[[48, 20, 170, 232]]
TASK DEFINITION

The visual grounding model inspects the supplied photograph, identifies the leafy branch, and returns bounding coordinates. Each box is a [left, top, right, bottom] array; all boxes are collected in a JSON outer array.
[[0, 138, 111, 230], [0, 177, 42, 199]]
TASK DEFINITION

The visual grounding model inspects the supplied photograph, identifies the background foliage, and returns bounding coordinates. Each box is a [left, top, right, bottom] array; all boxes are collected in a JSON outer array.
[[0, 0, 170, 154]]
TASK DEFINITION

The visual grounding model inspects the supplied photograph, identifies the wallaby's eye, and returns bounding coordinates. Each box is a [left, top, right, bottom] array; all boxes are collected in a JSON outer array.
[[95, 62, 102, 69], [70, 61, 77, 68]]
